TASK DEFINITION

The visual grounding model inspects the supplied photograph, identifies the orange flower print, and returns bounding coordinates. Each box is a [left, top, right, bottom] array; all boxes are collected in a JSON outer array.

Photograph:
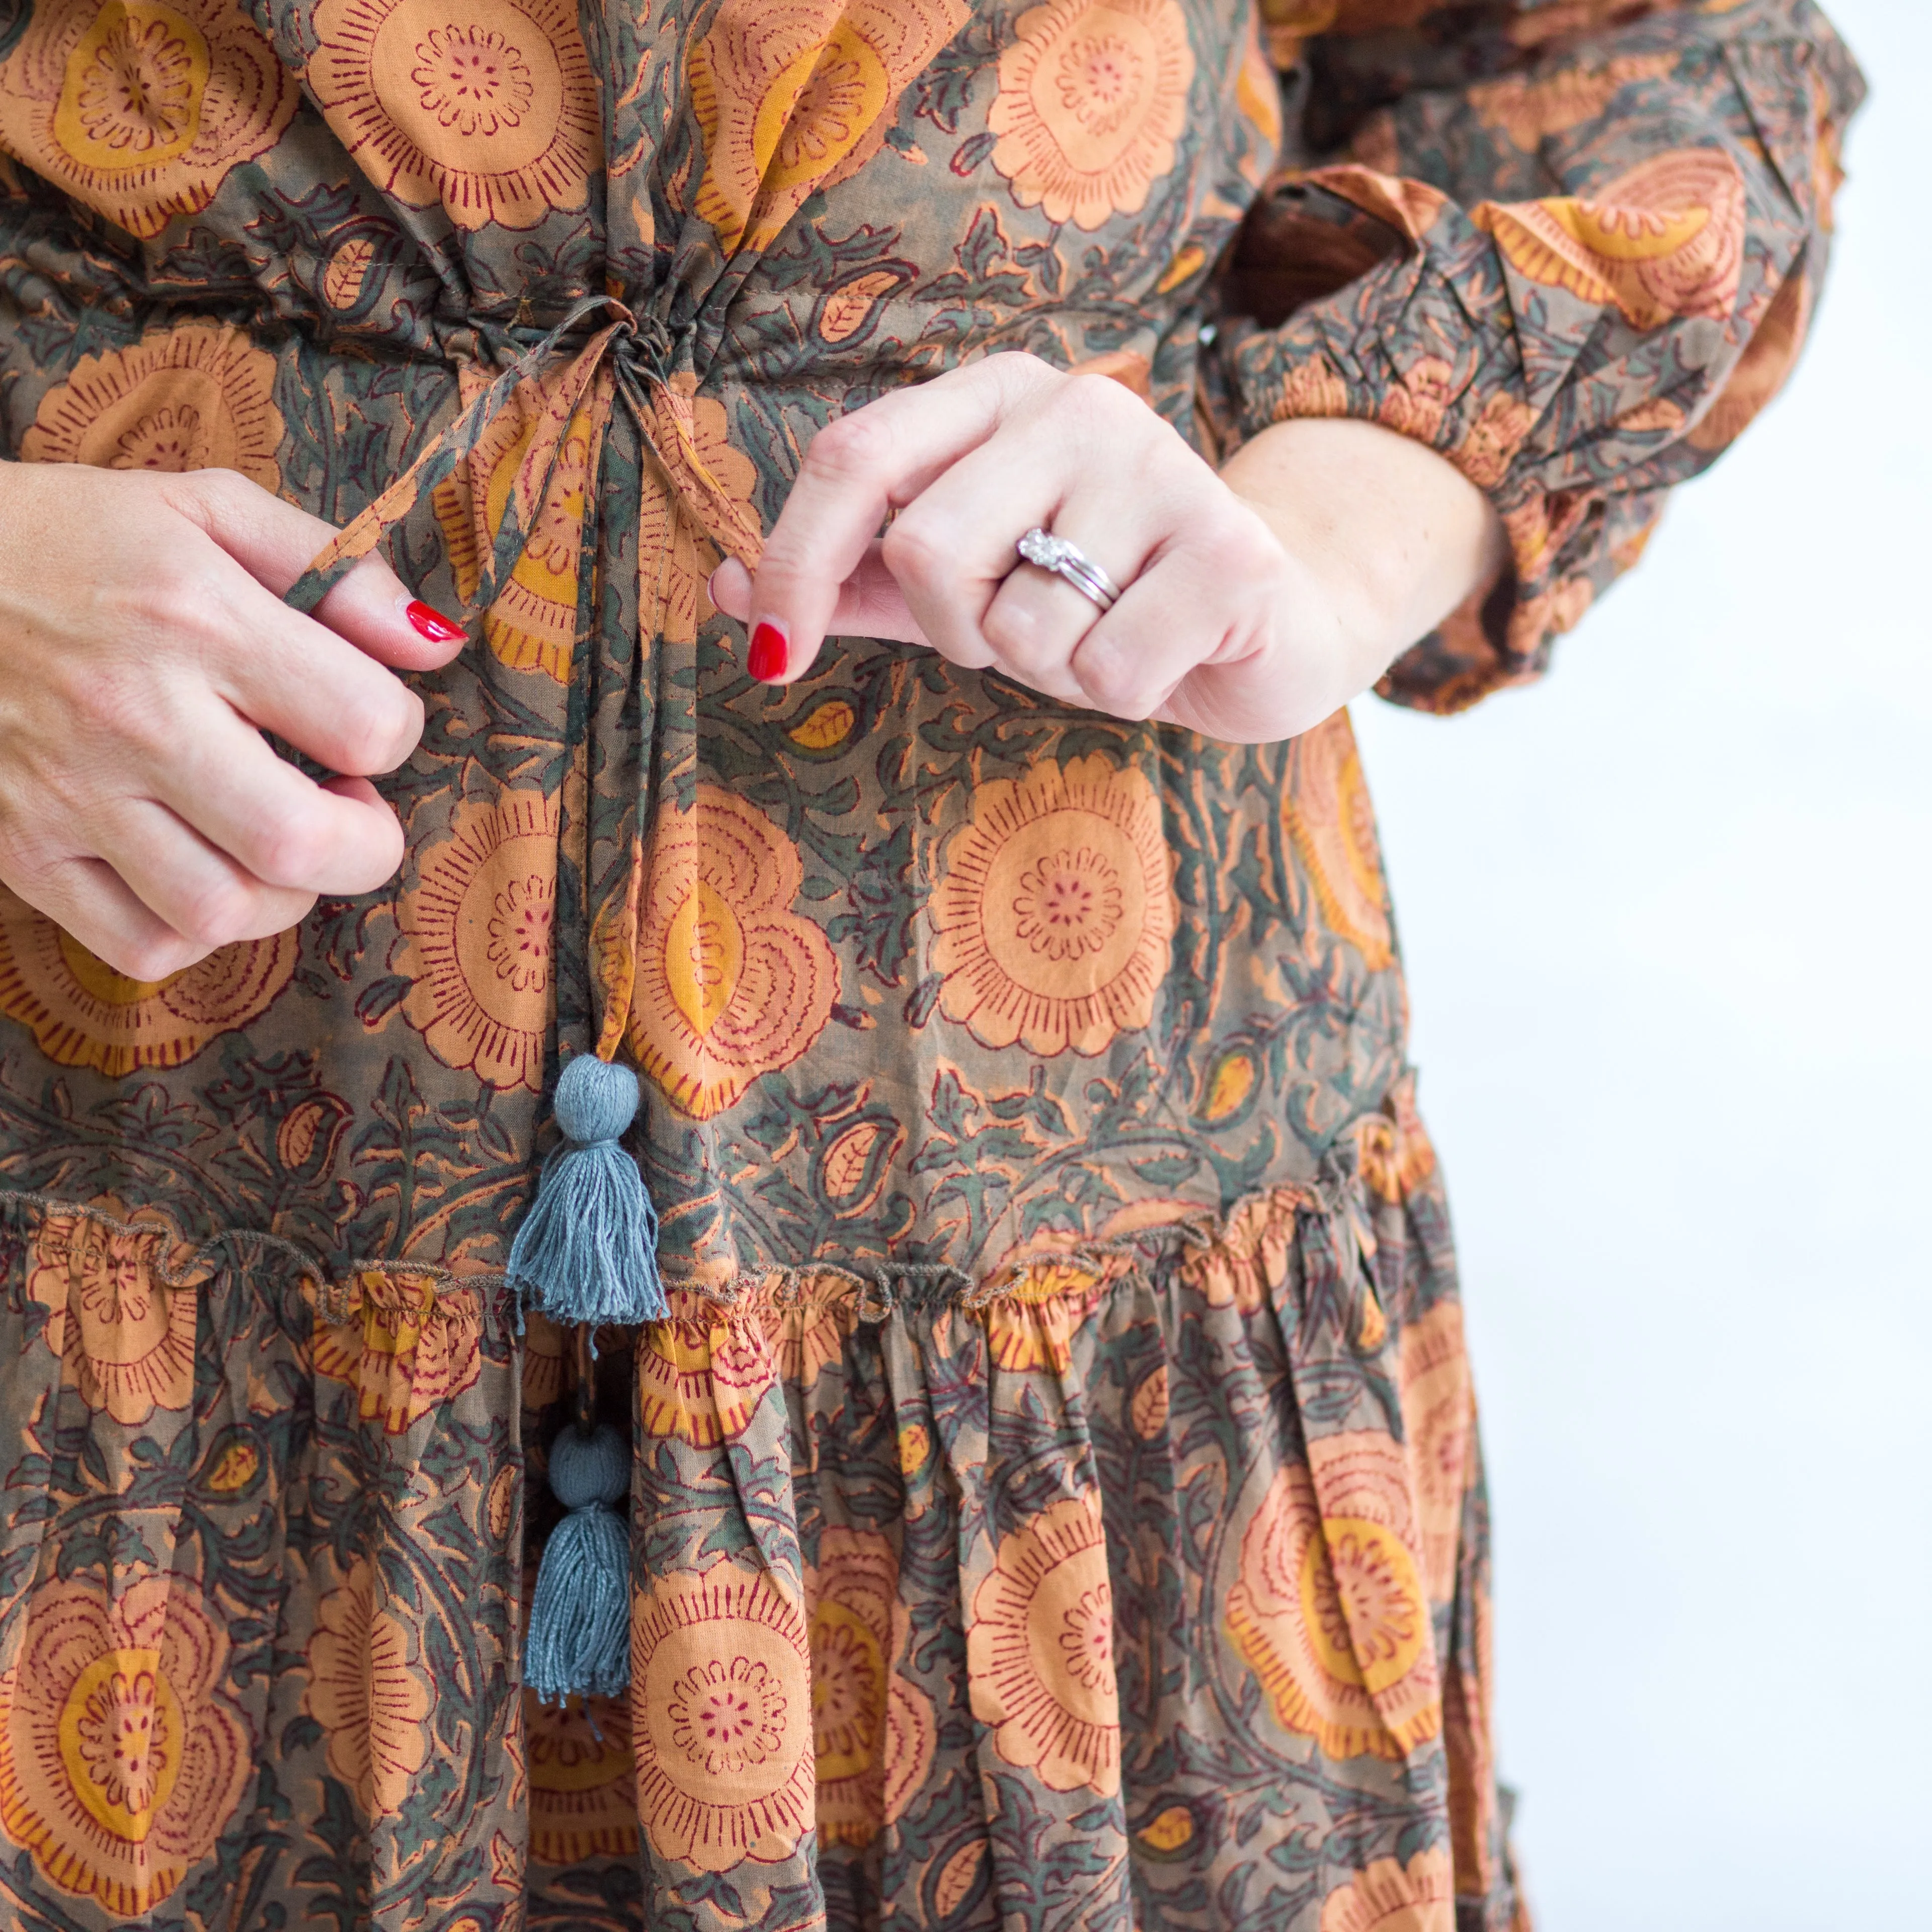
[[807, 1527, 896, 1848], [1130, 1363, 1169, 1439], [309, 0, 601, 231], [1224, 1437, 1440, 1762], [526, 1691, 638, 1866], [396, 789, 558, 1093], [0, 0, 297, 238], [0, 1572, 252, 1916], [635, 375, 762, 647], [302, 1557, 433, 1820], [760, 1280, 854, 1390], [433, 391, 601, 682], [1473, 146, 1746, 331], [625, 787, 837, 1120], [1398, 1302, 1473, 1606], [29, 1209, 197, 1426], [1283, 714, 1394, 972], [21, 319, 284, 488], [310, 1272, 484, 1435], [522, 1310, 569, 1410], [982, 1261, 1108, 1376], [0, 888, 295, 1079], [988, 0, 1195, 232], [689, 0, 969, 254], [929, 753, 1175, 1058], [630, 1561, 815, 1872], [881, 1659, 936, 1826], [1318, 1845, 1455, 1932], [1467, 53, 1675, 153], [635, 1316, 778, 1449], [966, 1491, 1120, 1796], [1688, 264, 1812, 453]]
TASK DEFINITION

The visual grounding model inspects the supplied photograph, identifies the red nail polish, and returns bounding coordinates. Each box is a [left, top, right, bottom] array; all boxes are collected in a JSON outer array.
[[406, 599, 465, 643], [748, 620, 787, 682]]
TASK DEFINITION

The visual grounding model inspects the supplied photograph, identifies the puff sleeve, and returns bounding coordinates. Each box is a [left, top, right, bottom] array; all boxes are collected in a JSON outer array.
[[1211, 0, 1867, 712]]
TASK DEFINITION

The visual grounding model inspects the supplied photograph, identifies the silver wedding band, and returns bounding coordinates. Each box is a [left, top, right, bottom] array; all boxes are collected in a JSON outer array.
[[1016, 526, 1122, 613]]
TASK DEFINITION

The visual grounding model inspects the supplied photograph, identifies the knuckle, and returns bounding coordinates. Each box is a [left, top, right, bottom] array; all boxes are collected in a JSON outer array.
[[116, 931, 203, 981], [248, 803, 327, 888], [804, 409, 893, 488], [878, 513, 947, 591], [172, 878, 254, 950], [333, 686, 420, 773]]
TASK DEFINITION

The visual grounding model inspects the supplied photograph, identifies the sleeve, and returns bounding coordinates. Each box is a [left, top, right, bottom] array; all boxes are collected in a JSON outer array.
[[1210, 0, 1867, 714]]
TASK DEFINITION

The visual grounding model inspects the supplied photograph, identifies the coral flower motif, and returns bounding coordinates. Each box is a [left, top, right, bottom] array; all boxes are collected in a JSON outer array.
[[301, 1556, 433, 1820], [309, 0, 601, 231], [1397, 1301, 1473, 1606], [929, 753, 1176, 1058], [1318, 1845, 1456, 1932], [987, 0, 1195, 232], [395, 789, 559, 1093], [0, 0, 297, 237], [0, 1572, 251, 1916], [0, 888, 295, 1080], [21, 319, 284, 489], [1283, 713, 1394, 972], [1473, 146, 1746, 331], [28, 1208, 197, 1426], [625, 787, 837, 1120], [525, 1691, 638, 1867], [689, 0, 968, 253], [966, 1491, 1120, 1796], [1224, 1435, 1440, 1762], [806, 1527, 897, 1848], [310, 1271, 485, 1435], [630, 1561, 815, 1873]]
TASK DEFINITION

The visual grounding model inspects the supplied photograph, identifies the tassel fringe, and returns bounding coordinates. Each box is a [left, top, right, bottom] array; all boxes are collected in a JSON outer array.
[[509, 1055, 666, 1323], [526, 1422, 632, 1703]]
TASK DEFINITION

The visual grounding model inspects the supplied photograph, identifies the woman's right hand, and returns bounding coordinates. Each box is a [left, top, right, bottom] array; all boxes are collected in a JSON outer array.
[[0, 461, 466, 981]]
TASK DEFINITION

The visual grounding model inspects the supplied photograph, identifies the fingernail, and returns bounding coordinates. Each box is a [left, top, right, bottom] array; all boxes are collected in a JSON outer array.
[[406, 599, 465, 643], [748, 619, 787, 683]]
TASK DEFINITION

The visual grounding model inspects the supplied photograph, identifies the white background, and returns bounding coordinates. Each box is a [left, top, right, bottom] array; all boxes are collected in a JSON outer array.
[[1350, 1, 1930, 1923]]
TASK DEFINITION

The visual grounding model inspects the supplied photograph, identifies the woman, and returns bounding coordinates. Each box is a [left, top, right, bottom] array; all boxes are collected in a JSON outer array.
[[0, 0, 1859, 1926]]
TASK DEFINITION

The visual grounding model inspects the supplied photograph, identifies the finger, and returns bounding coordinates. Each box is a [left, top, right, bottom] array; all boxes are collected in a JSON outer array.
[[144, 710, 407, 895], [164, 468, 467, 671], [748, 354, 1060, 681], [93, 796, 316, 953], [15, 855, 210, 982], [186, 564, 430, 779]]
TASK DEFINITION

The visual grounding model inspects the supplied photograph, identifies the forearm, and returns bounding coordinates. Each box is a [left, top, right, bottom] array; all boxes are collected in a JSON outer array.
[[1220, 416, 1507, 707]]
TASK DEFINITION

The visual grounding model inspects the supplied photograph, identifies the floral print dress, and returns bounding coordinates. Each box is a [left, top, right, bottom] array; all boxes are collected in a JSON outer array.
[[0, 1, 1861, 1927]]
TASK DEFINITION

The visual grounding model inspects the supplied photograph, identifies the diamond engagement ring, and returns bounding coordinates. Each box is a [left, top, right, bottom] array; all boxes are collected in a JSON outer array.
[[1016, 526, 1122, 613]]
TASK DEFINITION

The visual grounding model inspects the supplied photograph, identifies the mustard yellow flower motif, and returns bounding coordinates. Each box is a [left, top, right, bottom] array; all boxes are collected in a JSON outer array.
[[631, 1561, 815, 1872], [988, 0, 1195, 232], [433, 390, 601, 682], [808, 1526, 896, 1848], [0, 889, 295, 1078], [626, 786, 838, 1120], [22, 318, 284, 486], [525, 1691, 638, 1867], [310, 1272, 484, 1436], [689, 0, 968, 254], [760, 1278, 855, 1390], [302, 1556, 432, 1820], [981, 1261, 1108, 1376], [28, 1207, 197, 1426], [0, 0, 297, 238], [396, 789, 559, 1093], [967, 1490, 1119, 1796], [1318, 1845, 1455, 1932], [1283, 713, 1394, 973], [1224, 1434, 1441, 1763], [309, 0, 601, 230], [930, 753, 1176, 1059], [635, 1315, 778, 1448], [0, 1571, 252, 1916]]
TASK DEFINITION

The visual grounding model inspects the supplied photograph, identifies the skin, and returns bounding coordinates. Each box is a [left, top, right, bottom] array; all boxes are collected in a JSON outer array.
[[0, 351, 1503, 980]]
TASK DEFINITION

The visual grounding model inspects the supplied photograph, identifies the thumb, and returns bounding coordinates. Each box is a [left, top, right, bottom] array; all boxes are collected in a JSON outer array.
[[163, 467, 468, 672]]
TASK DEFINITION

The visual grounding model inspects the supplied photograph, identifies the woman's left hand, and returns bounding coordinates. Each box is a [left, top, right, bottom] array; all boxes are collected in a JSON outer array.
[[709, 351, 1506, 745]]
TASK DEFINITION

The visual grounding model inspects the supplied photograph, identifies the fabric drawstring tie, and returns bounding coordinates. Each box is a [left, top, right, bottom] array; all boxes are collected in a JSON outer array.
[[525, 1418, 632, 1703], [508, 1054, 666, 1324]]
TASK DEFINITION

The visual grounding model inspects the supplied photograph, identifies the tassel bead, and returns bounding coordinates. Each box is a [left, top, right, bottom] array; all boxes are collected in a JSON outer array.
[[525, 1422, 632, 1703]]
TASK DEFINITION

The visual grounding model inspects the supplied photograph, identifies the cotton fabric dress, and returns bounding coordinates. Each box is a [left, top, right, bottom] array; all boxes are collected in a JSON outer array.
[[0, 0, 1861, 1927]]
